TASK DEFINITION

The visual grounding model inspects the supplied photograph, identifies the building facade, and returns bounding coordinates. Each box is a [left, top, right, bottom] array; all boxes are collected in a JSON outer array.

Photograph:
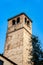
[[4, 13, 33, 65]]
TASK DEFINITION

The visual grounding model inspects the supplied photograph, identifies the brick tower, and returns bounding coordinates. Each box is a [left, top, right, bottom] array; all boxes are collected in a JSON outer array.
[[4, 13, 33, 65]]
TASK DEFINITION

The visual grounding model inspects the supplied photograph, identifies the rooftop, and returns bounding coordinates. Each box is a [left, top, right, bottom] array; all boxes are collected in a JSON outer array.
[[8, 12, 32, 22]]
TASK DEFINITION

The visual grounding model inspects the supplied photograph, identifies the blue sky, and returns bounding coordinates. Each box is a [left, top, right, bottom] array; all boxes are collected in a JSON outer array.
[[0, 0, 43, 53]]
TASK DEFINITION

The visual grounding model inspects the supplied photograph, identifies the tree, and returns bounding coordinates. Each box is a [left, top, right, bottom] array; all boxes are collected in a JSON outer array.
[[31, 35, 42, 65]]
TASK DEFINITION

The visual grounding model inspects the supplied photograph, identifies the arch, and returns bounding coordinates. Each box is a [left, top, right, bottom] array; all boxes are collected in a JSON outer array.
[[17, 17, 20, 24], [12, 20, 15, 25], [27, 21, 30, 26], [25, 17, 27, 23]]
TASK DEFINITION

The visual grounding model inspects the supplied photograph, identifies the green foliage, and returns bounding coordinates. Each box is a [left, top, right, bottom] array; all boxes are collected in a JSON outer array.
[[30, 35, 43, 65]]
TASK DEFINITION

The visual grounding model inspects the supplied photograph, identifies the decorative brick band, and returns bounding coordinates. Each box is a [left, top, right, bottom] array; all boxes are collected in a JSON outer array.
[[7, 27, 32, 35]]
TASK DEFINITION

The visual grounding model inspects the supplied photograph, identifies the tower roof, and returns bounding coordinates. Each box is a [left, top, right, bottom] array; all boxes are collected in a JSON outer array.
[[8, 13, 32, 22]]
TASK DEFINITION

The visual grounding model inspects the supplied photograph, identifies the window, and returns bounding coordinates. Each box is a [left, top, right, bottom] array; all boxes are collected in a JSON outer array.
[[0, 60, 4, 65], [27, 21, 30, 26], [25, 18, 27, 23], [17, 17, 20, 24], [12, 20, 15, 25]]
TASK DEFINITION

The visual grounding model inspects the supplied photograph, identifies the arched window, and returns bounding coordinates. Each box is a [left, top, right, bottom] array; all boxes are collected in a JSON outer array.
[[12, 20, 15, 25], [27, 21, 30, 26], [17, 17, 20, 24], [25, 18, 27, 23], [0, 60, 4, 65]]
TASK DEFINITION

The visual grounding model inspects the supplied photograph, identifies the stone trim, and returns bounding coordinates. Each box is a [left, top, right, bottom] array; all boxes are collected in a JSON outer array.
[[7, 27, 32, 35], [0, 54, 17, 65]]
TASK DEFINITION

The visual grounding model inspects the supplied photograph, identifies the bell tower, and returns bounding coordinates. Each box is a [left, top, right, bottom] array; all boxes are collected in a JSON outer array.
[[4, 13, 33, 65]]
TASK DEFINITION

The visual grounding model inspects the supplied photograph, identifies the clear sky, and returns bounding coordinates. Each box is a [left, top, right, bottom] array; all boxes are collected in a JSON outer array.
[[0, 0, 43, 53]]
